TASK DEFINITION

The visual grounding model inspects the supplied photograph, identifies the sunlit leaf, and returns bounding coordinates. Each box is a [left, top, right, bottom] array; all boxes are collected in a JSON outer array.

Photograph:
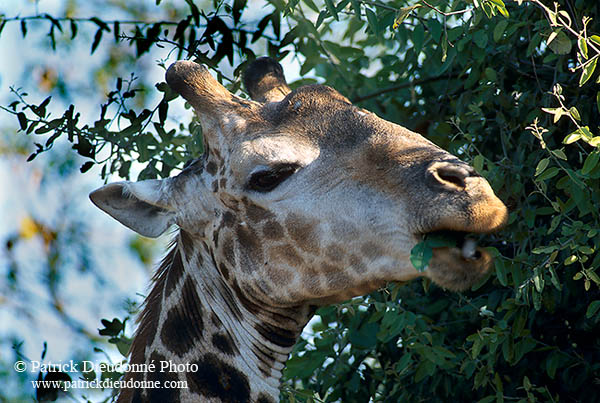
[[579, 57, 597, 86], [393, 5, 421, 30], [563, 130, 581, 144], [578, 37, 588, 59]]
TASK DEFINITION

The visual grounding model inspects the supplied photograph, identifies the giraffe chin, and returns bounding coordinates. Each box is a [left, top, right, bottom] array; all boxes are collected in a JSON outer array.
[[425, 246, 494, 292]]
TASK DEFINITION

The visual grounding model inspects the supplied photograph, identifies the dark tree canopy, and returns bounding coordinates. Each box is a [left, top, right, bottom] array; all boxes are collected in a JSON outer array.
[[1, 0, 600, 401]]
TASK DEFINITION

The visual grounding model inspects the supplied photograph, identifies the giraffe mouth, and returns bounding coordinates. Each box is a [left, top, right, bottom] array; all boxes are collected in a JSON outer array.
[[416, 230, 495, 291], [418, 230, 483, 260]]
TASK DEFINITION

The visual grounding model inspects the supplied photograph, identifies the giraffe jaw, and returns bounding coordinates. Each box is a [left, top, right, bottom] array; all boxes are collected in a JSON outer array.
[[416, 230, 496, 291]]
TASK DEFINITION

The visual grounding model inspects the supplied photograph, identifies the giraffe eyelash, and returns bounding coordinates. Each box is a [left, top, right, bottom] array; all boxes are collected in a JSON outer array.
[[246, 164, 300, 192]]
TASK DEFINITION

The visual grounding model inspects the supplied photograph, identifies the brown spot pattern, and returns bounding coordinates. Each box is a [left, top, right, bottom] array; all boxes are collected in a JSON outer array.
[[222, 236, 236, 267], [179, 230, 195, 259], [286, 213, 320, 254], [186, 353, 250, 402], [245, 201, 274, 223], [263, 220, 284, 240], [269, 245, 304, 267], [161, 277, 204, 357], [211, 332, 239, 355], [218, 262, 231, 282], [146, 352, 180, 402], [236, 224, 262, 270], [254, 321, 297, 348], [164, 249, 184, 299], [206, 161, 218, 175], [350, 254, 366, 274], [257, 393, 276, 403], [325, 244, 345, 262]]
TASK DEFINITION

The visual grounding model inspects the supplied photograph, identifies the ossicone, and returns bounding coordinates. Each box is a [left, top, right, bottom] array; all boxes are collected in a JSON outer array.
[[243, 57, 291, 103]]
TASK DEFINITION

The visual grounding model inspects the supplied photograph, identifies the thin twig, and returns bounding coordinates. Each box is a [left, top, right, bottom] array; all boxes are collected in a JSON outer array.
[[351, 72, 460, 103], [2, 14, 183, 27], [421, 1, 473, 17]]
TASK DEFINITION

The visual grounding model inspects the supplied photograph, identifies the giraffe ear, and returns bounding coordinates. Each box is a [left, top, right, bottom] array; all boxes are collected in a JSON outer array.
[[89, 180, 175, 238]]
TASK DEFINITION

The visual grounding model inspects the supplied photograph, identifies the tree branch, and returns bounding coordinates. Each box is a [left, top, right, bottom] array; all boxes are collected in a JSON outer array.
[[351, 72, 460, 103]]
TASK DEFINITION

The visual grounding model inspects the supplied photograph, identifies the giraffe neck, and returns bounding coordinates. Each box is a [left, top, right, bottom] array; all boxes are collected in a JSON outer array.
[[118, 231, 314, 403]]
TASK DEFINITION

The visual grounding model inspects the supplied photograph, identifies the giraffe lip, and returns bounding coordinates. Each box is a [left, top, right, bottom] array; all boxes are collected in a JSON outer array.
[[417, 230, 495, 291], [419, 230, 483, 261]]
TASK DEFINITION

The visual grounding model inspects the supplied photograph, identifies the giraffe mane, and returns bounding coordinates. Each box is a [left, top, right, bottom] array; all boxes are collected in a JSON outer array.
[[116, 234, 182, 403]]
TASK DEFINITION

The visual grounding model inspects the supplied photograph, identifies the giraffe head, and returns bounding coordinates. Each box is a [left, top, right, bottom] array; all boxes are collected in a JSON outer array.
[[90, 58, 508, 308]]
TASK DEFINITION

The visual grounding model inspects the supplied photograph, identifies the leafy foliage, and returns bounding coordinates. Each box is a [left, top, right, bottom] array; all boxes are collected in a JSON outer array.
[[2, 0, 600, 401]]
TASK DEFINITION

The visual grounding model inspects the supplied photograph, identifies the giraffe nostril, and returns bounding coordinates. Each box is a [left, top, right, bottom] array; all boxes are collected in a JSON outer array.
[[428, 161, 475, 189]]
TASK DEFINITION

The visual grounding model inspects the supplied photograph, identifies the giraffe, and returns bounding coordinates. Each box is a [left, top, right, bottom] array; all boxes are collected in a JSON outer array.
[[89, 57, 508, 402]]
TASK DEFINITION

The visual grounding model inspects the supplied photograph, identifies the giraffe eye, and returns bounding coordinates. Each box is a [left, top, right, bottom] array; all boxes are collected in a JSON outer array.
[[247, 164, 300, 192]]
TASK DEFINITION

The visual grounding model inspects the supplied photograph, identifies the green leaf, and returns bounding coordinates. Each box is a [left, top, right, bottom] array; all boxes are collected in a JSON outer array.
[[541, 107, 564, 123], [597, 92, 600, 115], [365, 8, 380, 38], [115, 337, 131, 356], [413, 23, 425, 55], [424, 233, 457, 248], [349, 322, 379, 349], [546, 351, 561, 379], [427, 19, 442, 43], [536, 166, 559, 181], [488, 0, 509, 18], [324, 0, 338, 21], [580, 57, 597, 86], [99, 318, 125, 336], [495, 259, 508, 286], [414, 360, 435, 382], [548, 30, 572, 55], [91, 27, 103, 54], [569, 106, 581, 121], [17, 112, 27, 130], [547, 29, 560, 45], [473, 154, 484, 173], [582, 151, 600, 175], [493, 20, 508, 42], [484, 67, 497, 82], [551, 149, 567, 160], [586, 301, 600, 318], [578, 37, 588, 59], [532, 245, 558, 254], [393, 5, 421, 29], [90, 17, 110, 32], [410, 241, 433, 272], [80, 161, 94, 173], [70, 19, 78, 39], [535, 158, 549, 176], [563, 130, 581, 144], [474, 30, 488, 49], [580, 126, 594, 141], [349, 0, 361, 17]]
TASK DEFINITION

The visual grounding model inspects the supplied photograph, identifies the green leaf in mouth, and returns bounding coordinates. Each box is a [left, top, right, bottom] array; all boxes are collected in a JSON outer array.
[[410, 232, 461, 272]]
